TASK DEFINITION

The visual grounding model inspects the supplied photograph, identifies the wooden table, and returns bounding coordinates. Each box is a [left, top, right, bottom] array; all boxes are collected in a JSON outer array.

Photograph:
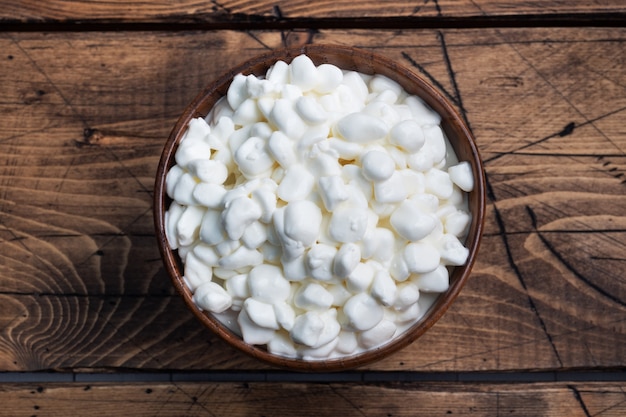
[[1, 1, 625, 415]]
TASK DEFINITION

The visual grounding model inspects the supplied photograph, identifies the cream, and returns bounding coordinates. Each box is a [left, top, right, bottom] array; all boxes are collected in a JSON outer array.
[[165, 54, 475, 360]]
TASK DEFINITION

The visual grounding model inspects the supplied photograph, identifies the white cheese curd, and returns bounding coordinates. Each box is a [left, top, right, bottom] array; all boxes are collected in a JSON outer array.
[[165, 55, 475, 360]]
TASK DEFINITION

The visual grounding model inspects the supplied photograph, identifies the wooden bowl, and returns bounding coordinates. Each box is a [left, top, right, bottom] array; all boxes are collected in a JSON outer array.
[[154, 44, 486, 372]]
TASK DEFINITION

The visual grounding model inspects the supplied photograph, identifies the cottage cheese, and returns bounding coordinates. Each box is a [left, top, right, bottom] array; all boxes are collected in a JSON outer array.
[[165, 54, 474, 360]]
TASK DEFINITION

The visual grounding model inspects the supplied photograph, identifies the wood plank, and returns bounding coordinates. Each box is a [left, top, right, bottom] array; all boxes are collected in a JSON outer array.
[[1, 381, 625, 416], [0, 28, 624, 372], [0, 0, 624, 24]]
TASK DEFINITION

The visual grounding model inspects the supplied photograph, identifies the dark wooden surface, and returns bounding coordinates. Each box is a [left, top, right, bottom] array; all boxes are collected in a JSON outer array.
[[0, 1, 625, 415], [1, 381, 625, 416], [1, 0, 625, 22]]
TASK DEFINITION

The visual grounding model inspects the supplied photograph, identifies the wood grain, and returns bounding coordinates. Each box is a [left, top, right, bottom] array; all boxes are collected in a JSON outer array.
[[1, 381, 625, 416], [0, 0, 624, 23], [1, 27, 625, 372]]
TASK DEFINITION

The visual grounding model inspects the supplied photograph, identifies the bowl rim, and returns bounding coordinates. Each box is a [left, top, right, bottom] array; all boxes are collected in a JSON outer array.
[[154, 43, 486, 372]]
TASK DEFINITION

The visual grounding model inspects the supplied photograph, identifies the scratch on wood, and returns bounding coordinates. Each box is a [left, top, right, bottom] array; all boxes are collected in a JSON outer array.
[[401, 51, 459, 107], [10, 36, 160, 201], [175, 383, 218, 417], [568, 385, 592, 417], [7, 35, 89, 130], [496, 392, 500, 417], [484, 105, 626, 164], [0, 126, 54, 145], [489, 181, 563, 366], [580, 340, 600, 368], [525, 205, 538, 229], [273, 5, 283, 19], [418, 315, 626, 369], [210, 0, 231, 14], [588, 387, 626, 416], [590, 256, 626, 262], [532, 216, 626, 308], [72, 206, 152, 271], [437, 31, 472, 131], [468, 0, 486, 16], [597, 156, 626, 185], [501, 37, 624, 155], [432, 0, 442, 16], [458, 313, 490, 354], [55, 156, 75, 198], [245, 31, 272, 50], [280, 28, 318, 48], [328, 385, 369, 417], [94, 139, 154, 197]]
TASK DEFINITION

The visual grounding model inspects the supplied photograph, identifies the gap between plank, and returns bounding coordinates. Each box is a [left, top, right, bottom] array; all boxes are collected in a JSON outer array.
[[0, 370, 625, 384], [0, 13, 625, 32]]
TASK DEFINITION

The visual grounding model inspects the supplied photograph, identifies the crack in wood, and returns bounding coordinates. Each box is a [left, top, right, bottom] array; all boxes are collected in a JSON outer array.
[[502, 35, 625, 156], [400, 51, 460, 107], [437, 30, 472, 131], [484, 105, 626, 164], [432, 0, 443, 17], [589, 392, 626, 416], [6, 36, 156, 208], [209, 0, 231, 14], [597, 156, 626, 186], [590, 256, 626, 262], [531, 215, 626, 308], [175, 383, 219, 416], [244, 30, 272, 50], [328, 385, 370, 417], [272, 5, 284, 20], [568, 385, 592, 417], [488, 179, 564, 367], [73, 206, 153, 271], [6, 35, 89, 130]]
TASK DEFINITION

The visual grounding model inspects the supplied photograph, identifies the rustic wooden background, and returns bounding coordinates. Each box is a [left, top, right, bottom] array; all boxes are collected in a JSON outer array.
[[1, 1, 625, 415]]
